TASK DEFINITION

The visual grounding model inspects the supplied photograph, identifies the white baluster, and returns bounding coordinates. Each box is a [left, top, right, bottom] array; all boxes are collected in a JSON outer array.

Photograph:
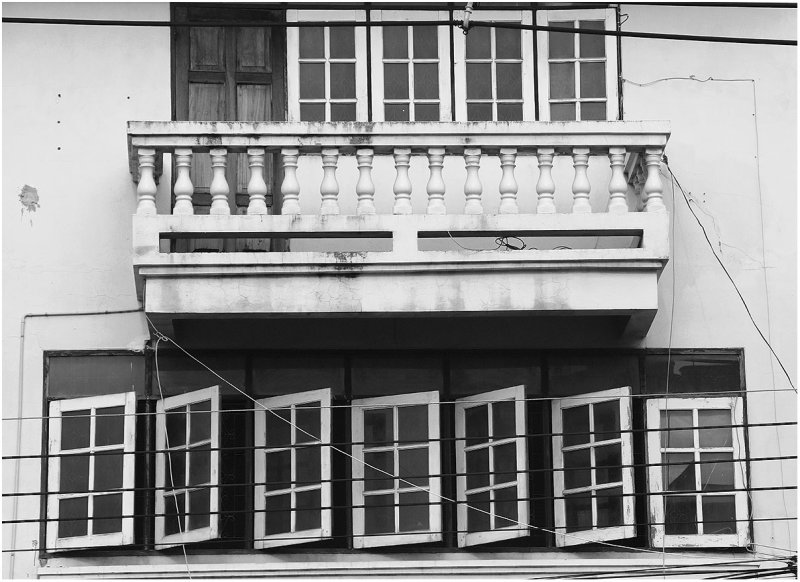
[[320, 148, 340, 215], [498, 148, 519, 214], [172, 148, 194, 215], [209, 148, 230, 215], [136, 147, 158, 216], [280, 148, 301, 215], [246, 148, 268, 215], [392, 148, 413, 215], [643, 147, 667, 213], [463, 147, 483, 214], [607, 147, 628, 214], [535, 148, 556, 214], [356, 148, 376, 215], [571, 147, 592, 214], [426, 147, 447, 215]]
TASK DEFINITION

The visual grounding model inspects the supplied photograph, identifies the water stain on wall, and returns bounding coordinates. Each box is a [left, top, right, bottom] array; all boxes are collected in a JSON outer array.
[[18, 185, 40, 214]]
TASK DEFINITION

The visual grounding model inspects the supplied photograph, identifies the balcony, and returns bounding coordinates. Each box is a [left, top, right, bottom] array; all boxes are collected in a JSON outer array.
[[128, 121, 670, 342]]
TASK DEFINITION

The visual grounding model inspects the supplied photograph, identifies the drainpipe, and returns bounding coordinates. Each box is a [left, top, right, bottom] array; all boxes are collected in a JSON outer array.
[[8, 308, 143, 578], [461, 2, 474, 34]]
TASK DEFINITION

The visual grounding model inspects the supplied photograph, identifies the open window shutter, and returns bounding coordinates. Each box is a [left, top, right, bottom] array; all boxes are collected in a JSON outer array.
[[551, 386, 635, 547], [155, 385, 220, 547], [454, 385, 529, 547], [47, 392, 136, 551], [254, 388, 332, 548]]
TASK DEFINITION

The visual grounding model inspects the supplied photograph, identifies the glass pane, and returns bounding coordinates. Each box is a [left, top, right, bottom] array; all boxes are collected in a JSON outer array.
[[702, 495, 736, 535], [496, 28, 521, 59], [383, 25, 408, 59], [698, 410, 732, 447], [414, 63, 438, 100], [414, 103, 440, 122], [664, 452, 696, 491], [593, 400, 620, 441], [364, 494, 395, 534], [494, 485, 518, 529], [296, 402, 321, 444], [413, 26, 438, 58], [496, 63, 522, 100], [93, 493, 123, 534], [188, 444, 211, 486], [665, 495, 697, 534], [331, 103, 357, 121], [399, 405, 428, 443], [580, 62, 606, 99], [467, 103, 493, 121], [596, 486, 624, 528], [364, 451, 394, 491], [384, 103, 409, 121], [299, 63, 325, 99], [330, 26, 355, 59], [61, 409, 91, 450], [189, 400, 211, 443], [581, 102, 606, 121], [94, 452, 123, 490], [661, 410, 694, 448], [466, 63, 492, 99], [188, 487, 210, 530], [700, 452, 734, 492], [60, 454, 89, 493], [565, 493, 592, 532], [364, 408, 393, 445], [296, 489, 322, 531], [494, 442, 517, 485], [266, 408, 291, 448], [466, 447, 489, 491], [299, 27, 325, 59], [59, 496, 88, 538], [466, 26, 490, 59], [165, 406, 186, 448], [300, 103, 325, 122], [595, 444, 622, 485], [95, 406, 125, 446], [550, 62, 575, 99], [296, 445, 321, 485], [399, 490, 429, 532], [467, 491, 490, 532], [399, 448, 428, 487], [330, 63, 356, 99], [384, 63, 409, 100], [550, 102, 576, 121], [167, 449, 186, 489], [265, 450, 291, 491], [549, 22, 574, 58], [579, 21, 605, 58], [564, 448, 591, 490], [492, 400, 517, 439], [497, 103, 523, 121], [164, 492, 185, 537], [264, 493, 291, 535], [562, 405, 590, 447], [465, 405, 489, 447]]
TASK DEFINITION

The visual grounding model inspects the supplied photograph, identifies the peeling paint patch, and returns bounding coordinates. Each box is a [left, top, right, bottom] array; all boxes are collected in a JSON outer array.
[[18, 185, 40, 214]]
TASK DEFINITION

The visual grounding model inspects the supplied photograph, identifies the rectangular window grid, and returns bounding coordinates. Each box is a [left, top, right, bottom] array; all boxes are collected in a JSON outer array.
[[464, 25, 524, 121]]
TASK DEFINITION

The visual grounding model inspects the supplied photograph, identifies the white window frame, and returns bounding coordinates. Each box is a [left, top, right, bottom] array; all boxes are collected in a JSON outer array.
[[551, 386, 635, 547], [155, 385, 220, 547], [47, 392, 136, 551], [254, 388, 332, 549], [536, 8, 619, 121], [369, 10, 452, 122], [287, 10, 369, 122], [352, 391, 442, 548], [453, 9, 535, 122], [454, 385, 529, 547], [646, 396, 749, 548]]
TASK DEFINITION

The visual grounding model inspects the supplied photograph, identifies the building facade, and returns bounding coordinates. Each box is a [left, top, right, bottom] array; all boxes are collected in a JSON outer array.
[[2, 2, 797, 578]]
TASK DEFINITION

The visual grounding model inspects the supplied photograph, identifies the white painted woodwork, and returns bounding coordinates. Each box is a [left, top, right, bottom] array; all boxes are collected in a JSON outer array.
[[571, 147, 592, 214], [320, 148, 340, 215], [643, 147, 667, 213], [535, 148, 556, 214], [607, 147, 628, 214], [136, 147, 158, 216], [172, 148, 194, 215], [498, 148, 519, 214], [246, 148, 268, 215], [280, 148, 301, 215], [355, 148, 376, 215], [426, 147, 447, 215], [463, 147, 483, 215], [208, 148, 230, 215], [392, 148, 413, 215]]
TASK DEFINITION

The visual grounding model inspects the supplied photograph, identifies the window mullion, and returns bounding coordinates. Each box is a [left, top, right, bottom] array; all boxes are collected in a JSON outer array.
[[87, 406, 97, 535], [324, 27, 331, 121]]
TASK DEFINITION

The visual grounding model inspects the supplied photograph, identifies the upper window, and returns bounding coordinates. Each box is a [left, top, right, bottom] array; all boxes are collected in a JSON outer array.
[[536, 8, 619, 121], [646, 397, 749, 548]]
